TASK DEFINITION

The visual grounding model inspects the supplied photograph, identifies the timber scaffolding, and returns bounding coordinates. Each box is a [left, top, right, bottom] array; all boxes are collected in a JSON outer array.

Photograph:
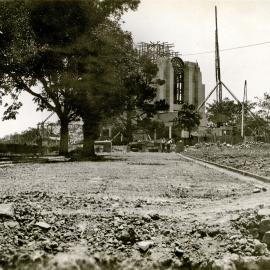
[[136, 42, 180, 63]]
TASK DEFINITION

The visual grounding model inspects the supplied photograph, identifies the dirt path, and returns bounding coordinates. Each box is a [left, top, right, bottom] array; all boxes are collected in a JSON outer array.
[[1, 152, 270, 269]]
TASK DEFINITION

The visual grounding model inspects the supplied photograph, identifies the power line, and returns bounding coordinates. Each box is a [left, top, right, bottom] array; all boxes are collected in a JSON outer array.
[[182, 41, 270, 56]]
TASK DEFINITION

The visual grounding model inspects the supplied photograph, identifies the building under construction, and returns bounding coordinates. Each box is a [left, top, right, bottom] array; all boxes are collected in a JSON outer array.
[[137, 42, 207, 138]]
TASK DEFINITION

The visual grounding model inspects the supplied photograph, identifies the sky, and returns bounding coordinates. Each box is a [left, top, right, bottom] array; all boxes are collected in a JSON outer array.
[[1, 0, 270, 137]]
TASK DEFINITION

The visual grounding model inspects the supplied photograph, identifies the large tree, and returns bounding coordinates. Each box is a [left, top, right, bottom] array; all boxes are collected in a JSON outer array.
[[0, 0, 140, 155], [114, 55, 168, 142], [65, 20, 140, 155], [0, 1, 88, 154]]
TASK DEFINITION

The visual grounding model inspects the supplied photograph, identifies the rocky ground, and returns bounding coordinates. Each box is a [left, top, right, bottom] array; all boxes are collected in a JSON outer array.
[[185, 142, 270, 178], [1, 152, 270, 269]]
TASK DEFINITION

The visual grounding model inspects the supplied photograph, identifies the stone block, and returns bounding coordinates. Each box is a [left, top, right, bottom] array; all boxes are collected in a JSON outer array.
[[259, 218, 270, 233], [262, 231, 270, 246], [0, 203, 14, 218]]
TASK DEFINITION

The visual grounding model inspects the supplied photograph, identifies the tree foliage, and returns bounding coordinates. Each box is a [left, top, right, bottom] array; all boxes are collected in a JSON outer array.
[[0, 0, 141, 155], [207, 98, 243, 127], [174, 103, 201, 137], [255, 93, 270, 123], [114, 54, 168, 142], [251, 93, 270, 138]]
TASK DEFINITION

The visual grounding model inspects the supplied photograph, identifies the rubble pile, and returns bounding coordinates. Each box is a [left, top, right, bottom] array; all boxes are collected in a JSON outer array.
[[185, 142, 270, 177], [1, 192, 270, 269]]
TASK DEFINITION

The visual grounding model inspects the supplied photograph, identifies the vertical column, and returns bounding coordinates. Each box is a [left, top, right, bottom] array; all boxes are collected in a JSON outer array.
[[184, 62, 195, 105], [108, 127, 112, 138], [169, 126, 172, 139], [196, 68, 203, 108], [169, 60, 174, 112], [157, 58, 166, 100], [183, 65, 189, 104], [188, 64, 195, 105]]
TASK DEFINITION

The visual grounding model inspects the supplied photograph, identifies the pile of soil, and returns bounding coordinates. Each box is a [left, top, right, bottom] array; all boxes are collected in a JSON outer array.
[[185, 143, 270, 177]]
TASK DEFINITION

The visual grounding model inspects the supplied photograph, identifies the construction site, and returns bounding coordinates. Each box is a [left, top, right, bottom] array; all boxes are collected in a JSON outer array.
[[1, 2, 270, 270], [1, 6, 257, 153]]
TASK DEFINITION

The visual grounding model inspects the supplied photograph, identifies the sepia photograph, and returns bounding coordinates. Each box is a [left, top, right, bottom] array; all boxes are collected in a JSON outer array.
[[1, 0, 270, 269]]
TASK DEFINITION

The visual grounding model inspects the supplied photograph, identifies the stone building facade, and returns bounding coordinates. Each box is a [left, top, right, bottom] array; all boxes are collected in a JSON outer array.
[[154, 56, 207, 138], [156, 57, 205, 112]]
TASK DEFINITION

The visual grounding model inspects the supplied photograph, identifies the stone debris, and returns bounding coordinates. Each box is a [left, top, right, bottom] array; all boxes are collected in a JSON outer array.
[[35, 221, 51, 230], [0, 203, 14, 218], [262, 231, 270, 247], [150, 213, 160, 220], [120, 227, 136, 244], [185, 142, 270, 178], [212, 254, 238, 270], [137, 240, 154, 252], [259, 218, 270, 233], [253, 239, 267, 255], [253, 188, 261, 193], [174, 247, 184, 257], [77, 221, 88, 233], [142, 214, 151, 222], [1, 154, 270, 270], [258, 208, 270, 218], [1, 193, 270, 270], [4, 221, 19, 229]]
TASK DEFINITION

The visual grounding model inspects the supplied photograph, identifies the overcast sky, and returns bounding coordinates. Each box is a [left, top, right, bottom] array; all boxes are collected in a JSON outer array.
[[1, 0, 270, 137]]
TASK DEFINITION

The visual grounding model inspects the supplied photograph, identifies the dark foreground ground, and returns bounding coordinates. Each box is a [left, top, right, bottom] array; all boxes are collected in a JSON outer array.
[[1, 152, 270, 269]]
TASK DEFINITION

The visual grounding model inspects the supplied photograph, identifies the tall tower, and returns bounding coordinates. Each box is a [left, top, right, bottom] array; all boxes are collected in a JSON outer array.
[[215, 6, 222, 102]]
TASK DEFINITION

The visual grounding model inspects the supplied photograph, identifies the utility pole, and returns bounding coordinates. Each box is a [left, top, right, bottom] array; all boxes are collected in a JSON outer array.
[[241, 80, 247, 139], [215, 6, 222, 103]]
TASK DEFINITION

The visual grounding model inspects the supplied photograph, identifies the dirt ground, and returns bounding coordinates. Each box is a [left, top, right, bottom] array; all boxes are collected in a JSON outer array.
[[185, 142, 270, 177], [1, 152, 270, 269]]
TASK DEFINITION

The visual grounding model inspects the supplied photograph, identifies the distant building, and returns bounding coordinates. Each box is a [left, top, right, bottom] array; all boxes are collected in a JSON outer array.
[[156, 57, 205, 111], [137, 42, 207, 138]]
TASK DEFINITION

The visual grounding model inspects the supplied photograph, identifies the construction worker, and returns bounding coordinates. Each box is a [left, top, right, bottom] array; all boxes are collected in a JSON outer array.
[[161, 138, 166, 152], [166, 138, 173, 153]]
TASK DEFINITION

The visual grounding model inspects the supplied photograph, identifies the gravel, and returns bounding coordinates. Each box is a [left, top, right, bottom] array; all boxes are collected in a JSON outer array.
[[0, 152, 270, 269]]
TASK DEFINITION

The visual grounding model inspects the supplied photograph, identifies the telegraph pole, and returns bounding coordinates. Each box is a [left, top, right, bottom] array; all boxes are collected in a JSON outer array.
[[241, 80, 247, 138], [215, 6, 222, 103], [197, 6, 248, 116]]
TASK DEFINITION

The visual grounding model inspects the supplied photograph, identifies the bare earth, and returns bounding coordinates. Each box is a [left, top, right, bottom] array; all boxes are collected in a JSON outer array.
[[185, 143, 270, 177], [1, 152, 270, 269]]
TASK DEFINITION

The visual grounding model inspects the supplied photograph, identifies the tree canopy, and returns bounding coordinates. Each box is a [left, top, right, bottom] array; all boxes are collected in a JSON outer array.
[[0, 0, 141, 155], [256, 93, 270, 124], [174, 103, 201, 137], [206, 98, 243, 127], [114, 54, 168, 142]]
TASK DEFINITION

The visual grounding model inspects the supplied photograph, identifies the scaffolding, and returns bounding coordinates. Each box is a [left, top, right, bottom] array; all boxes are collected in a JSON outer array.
[[136, 42, 180, 63]]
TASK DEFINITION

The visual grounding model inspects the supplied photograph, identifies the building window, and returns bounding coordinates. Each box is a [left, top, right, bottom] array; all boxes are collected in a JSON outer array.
[[171, 57, 184, 104]]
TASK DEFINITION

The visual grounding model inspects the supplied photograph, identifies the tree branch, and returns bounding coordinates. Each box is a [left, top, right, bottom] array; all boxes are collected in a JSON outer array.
[[38, 76, 62, 113], [10, 74, 56, 112]]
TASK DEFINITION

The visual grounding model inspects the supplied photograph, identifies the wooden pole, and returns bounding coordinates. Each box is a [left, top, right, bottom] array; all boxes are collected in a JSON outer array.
[[215, 6, 222, 102], [197, 82, 220, 111], [241, 80, 247, 138]]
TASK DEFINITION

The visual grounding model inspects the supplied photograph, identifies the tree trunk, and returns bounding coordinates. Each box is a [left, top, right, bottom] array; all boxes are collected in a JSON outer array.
[[188, 129, 192, 145], [59, 118, 69, 156], [126, 111, 133, 143], [82, 119, 99, 157]]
